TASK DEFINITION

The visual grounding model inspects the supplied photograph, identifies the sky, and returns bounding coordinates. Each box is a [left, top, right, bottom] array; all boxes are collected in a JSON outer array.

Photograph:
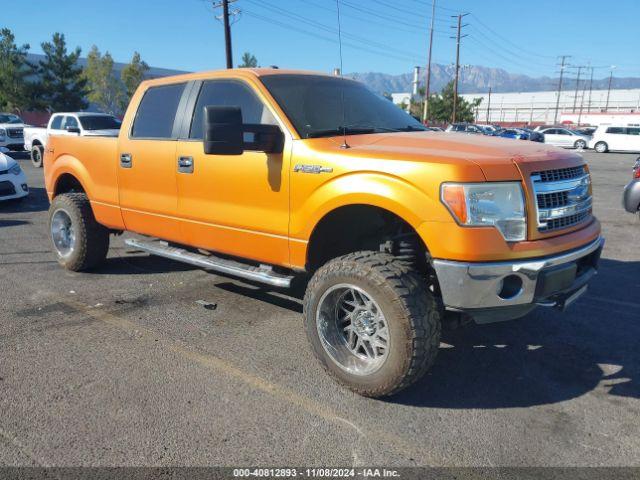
[[3, 0, 640, 81]]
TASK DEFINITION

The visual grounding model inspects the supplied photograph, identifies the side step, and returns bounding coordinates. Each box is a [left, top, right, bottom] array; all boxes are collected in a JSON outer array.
[[124, 238, 293, 288]]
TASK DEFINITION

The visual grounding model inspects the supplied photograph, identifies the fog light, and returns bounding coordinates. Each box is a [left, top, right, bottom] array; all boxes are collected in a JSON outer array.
[[497, 275, 523, 300], [21, 184, 28, 192]]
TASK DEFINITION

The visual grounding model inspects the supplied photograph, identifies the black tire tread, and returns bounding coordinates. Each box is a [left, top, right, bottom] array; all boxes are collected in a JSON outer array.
[[49, 193, 109, 271], [304, 250, 441, 397]]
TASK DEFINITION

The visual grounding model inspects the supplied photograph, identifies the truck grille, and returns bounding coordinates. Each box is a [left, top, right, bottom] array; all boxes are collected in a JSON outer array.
[[531, 166, 592, 233], [6, 128, 23, 138]]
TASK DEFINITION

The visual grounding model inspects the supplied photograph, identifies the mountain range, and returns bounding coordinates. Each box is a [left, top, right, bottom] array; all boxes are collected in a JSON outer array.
[[349, 64, 640, 95]]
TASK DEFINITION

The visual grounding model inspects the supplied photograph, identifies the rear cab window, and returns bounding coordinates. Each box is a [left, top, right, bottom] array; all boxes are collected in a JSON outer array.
[[131, 83, 186, 139], [50, 116, 63, 130]]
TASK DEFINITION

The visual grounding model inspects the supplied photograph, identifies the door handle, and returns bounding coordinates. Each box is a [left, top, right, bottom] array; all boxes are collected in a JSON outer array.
[[178, 156, 194, 174], [120, 153, 132, 168]]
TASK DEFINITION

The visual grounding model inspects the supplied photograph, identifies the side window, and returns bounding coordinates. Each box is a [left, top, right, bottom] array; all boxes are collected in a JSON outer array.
[[63, 116, 79, 129], [189, 80, 277, 140], [606, 127, 624, 134], [558, 129, 570, 135], [50, 116, 63, 130], [131, 83, 186, 139], [627, 128, 640, 135], [544, 129, 556, 134]]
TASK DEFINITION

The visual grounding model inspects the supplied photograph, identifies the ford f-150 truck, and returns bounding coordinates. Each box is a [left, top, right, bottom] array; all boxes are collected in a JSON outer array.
[[44, 69, 604, 397], [24, 112, 121, 168]]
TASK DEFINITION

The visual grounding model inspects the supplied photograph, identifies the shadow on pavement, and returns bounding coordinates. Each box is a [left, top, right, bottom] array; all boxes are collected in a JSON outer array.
[[0, 187, 50, 213], [0, 219, 30, 228]]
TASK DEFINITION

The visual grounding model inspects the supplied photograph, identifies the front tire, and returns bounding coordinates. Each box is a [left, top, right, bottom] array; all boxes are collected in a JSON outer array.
[[595, 141, 608, 153], [303, 251, 442, 397], [48, 193, 109, 271], [574, 139, 587, 149], [31, 145, 44, 168]]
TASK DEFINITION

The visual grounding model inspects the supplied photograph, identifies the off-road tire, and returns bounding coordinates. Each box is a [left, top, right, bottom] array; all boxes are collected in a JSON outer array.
[[594, 141, 608, 153], [31, 145, 44, 168], [303, 251, 442, 397], [48, 193, 109, 271]]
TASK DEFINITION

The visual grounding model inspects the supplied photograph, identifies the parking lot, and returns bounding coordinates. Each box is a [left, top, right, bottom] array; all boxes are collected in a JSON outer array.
[[0, 150, 638, 467]]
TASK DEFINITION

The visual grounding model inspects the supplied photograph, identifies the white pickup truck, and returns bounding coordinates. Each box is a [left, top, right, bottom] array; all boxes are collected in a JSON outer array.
[[24, 112, 121, 167]]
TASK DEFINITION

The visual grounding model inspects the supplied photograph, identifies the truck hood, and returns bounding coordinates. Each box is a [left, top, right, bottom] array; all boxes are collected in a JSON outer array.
[[322, 131, 584, 180], [0, 123, 26, 129], [83, 129, 120, 137]]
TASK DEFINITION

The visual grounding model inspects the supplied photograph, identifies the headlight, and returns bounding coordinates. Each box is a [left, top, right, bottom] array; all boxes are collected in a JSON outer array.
[[0, 128, 6, 139], [441, 182, 527, 241], [9, 163, 22, 175]]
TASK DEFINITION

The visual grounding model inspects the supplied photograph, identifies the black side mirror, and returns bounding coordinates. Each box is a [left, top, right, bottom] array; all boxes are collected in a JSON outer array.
[[203, 105, 243, 155], [243, 124, 284, 153], [66, 126, 81, 134]]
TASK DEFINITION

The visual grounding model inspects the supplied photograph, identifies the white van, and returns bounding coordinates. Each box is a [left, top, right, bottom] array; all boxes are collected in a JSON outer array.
[[589, 125, 640, 153]]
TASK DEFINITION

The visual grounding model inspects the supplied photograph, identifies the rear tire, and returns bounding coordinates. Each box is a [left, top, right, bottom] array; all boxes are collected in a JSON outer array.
[[303, 251, 442, 397], [48, 193, 109, 271], [594, 141, 608, 153], [574, 139, 587, 149], [31, 145, 44, 168]]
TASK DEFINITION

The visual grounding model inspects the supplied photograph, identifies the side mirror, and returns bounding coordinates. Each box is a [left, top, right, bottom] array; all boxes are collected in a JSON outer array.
[[66, 126, 81, 134], [203, 105, 243, 155], [243, 124, 284, 154]]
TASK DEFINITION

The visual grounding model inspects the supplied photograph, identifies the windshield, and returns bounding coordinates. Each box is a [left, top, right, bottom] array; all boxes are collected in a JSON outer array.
[[79, 115, 121, 130], [260, 74, 426, 138], [0, 114, 24, 124]]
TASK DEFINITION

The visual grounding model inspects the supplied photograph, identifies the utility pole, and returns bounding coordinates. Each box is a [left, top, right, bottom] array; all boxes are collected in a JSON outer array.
[[572, 65, 583, 113], [222, 0, 233, 68], [605, 66, 616, 111], [451, 13, 469, 124], [587, 66, 594, 113], [554, 55, 570, 124], [422, 0, 436, 124], [486, 86, 492, 124], [578, 70, 588, 127]]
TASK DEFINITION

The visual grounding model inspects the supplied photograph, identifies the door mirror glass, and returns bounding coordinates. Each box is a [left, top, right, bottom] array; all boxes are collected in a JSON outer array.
[[203, 105, 244, 155], [244, 124, 284, 153]]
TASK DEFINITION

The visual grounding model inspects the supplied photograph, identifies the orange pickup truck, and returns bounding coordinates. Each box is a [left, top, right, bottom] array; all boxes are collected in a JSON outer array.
[[44, 68, 604, 397]]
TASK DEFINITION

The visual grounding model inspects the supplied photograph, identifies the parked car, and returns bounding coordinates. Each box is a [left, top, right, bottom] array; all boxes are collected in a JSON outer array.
[[0, 113, 26, 152], [24, 112, 121, 168], [588, 125, 640, 153], [498, 128, 528, 140], [622, 157, 640, 220], [0, 151, 28, 201], [520, 128, 545, 143], [43, 68, 603, 397], [445, 123, 485, 134], [539, 127, 590, 149]]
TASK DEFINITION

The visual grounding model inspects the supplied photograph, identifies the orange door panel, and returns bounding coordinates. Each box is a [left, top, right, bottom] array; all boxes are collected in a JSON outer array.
[[175, 140, 290, 266]]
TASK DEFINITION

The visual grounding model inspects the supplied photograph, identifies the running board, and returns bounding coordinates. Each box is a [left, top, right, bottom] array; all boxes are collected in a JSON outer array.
[[124, 238, 293, 288]]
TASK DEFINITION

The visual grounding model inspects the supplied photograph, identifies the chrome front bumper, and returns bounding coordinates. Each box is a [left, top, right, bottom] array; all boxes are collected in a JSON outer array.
[[432, 236, 604, 323]]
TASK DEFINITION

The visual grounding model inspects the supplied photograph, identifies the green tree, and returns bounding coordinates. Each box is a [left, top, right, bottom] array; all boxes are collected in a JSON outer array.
[[0, 28, 36, 111], [418, 81, 482, 124], [83, 45, 123, 115], [38, 33, 87, 111], [120, 51, 149, 110], [238, 52, 258, 68]]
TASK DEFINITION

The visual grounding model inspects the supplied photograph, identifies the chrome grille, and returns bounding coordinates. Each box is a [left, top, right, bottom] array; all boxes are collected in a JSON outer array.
[[533, 166, 585, 182], [531, 166, 592, 233], [6, 128, 23, 138]]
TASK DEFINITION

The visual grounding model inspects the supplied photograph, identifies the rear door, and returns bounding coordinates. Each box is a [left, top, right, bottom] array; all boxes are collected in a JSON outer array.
[[625, 127, 640, 152], [605, 127, 625, 150], [543, 129, 562, 145], [117, 82, 187, 242]]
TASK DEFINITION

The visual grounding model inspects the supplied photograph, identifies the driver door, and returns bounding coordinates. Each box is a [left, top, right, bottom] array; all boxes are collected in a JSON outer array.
[[174, 79, 291, 266]]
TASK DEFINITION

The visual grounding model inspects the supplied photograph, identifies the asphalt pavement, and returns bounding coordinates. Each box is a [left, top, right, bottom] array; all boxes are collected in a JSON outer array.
[[0, 150, 638, 467]]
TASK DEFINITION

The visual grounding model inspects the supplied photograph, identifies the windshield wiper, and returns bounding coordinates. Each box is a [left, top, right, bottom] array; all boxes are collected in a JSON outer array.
[[307, 127, 376, 138]]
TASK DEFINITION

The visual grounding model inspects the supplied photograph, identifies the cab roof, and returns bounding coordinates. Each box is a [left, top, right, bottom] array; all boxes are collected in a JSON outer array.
[[141, 68, 335, 87]]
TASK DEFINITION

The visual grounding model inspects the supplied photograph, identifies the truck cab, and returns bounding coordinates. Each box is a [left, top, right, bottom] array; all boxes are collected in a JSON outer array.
[[43, 69, 603, 397]]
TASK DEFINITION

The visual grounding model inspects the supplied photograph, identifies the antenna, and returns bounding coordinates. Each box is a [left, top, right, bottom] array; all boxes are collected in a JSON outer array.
[[335, 0, 349, 149]]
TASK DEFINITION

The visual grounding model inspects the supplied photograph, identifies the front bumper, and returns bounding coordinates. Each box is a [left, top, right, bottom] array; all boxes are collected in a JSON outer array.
[[622, 180, 640, 213], [0, 139, 25, 151], [433, 236, 604, 323], [0, 172, 29, 201]]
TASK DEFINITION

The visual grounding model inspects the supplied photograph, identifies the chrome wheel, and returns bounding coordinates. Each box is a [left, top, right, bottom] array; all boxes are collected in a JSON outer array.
[[51, 209, 76, 258], [316, 284, 389, 376], [595, 142, 607, 153], [575, 140, 586, 149]]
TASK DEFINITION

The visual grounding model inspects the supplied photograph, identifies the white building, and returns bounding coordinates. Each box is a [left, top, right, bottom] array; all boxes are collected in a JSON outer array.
[[461, 88, 640, 124]]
